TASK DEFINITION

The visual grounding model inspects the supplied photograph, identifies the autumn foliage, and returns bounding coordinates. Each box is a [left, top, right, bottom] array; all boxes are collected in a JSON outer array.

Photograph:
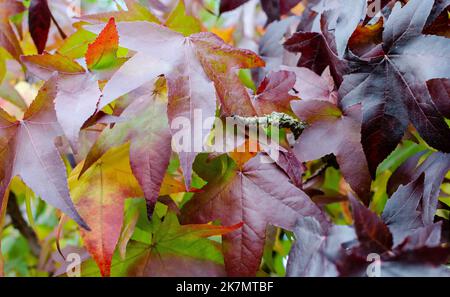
[[0, 0, 449, 277]]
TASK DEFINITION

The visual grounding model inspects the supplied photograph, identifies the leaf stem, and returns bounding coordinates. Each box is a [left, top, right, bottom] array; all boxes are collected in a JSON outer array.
[[6, 193, 41, 257], [50, 13, 67, 40]]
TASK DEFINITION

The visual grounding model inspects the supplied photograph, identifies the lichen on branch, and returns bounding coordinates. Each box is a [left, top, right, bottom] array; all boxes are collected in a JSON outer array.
[[231, 112, 308, 139]]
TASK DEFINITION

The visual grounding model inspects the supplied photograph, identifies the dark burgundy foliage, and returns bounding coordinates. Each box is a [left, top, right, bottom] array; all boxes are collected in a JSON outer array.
[[287, 173, 450, 276], [284, 0, 450, 176], [220, 0, 302, 23], [285, 0, 450, 277], [339, 0, 450, 175], [28, 0, 52, 54]]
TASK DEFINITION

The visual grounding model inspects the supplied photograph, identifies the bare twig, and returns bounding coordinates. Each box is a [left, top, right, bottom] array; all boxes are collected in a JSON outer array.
[[50, 13, 67, 40]]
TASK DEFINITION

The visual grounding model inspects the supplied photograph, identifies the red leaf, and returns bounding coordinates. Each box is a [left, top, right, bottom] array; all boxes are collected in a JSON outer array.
[[253, 70, 297, 115], [340, 0, 450, 175], [0, 76, 88, 229], [181, 153, 326, 276], [21, 52, 101, 150], [80, 79, 171, 218], [28, 0, 52, 54], [85, 22, 264, 187], [292, 100, 371, 203], [382, 174, 426, 245], [348, 193, 393, 254], [427, 78, 450, 118], [85, 17, 119, 71], [70, 145, 143, 276]]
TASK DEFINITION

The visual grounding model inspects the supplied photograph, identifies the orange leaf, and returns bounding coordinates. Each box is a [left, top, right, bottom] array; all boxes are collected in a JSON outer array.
[[85, 17, 119, 71]]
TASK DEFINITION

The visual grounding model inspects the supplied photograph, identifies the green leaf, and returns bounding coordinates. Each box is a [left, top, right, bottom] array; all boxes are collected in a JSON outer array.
[[78, 212, 239, 276], [376, 140, 427, 176], [58, 28, 97, 59], [165, 0, 202, 36]]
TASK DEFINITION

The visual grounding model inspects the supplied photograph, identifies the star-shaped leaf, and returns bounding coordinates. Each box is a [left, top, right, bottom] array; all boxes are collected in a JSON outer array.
[[340, 0, 450, 175], [69, 144, 143, 276], [0, 76, 87, 228], [85, 21, 264, 187], [85, 17, 120, 72], [21, 52, 101, 151], [291, 100, 371, 203], [80, 77, 172, 217], [77, 212, 241, 276], [181, 153, 326, 276]]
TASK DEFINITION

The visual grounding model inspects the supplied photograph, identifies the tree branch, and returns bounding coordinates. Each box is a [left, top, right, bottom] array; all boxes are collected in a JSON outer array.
[[6, 193, 41, 257]]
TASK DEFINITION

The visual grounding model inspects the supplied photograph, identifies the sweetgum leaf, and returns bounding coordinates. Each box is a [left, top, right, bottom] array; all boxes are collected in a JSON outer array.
[[288, 201, 450, 276], [260, 0, 303, 24], [21, 52, 101, 150], [396, 223, 443, 251], [310, 192, 450, 276], [337, 249, 450, 277], [85, 22, 263, 115], [424, 4, 450, 38], [21, 52, 86, 75], [348, 193, 393, 253], [69, 144, 143, 276], [28, 0, 52, 54], [165, 0, 202, 36], [425, 0, 450, 29], [282, 0, 369, 84], [340, 0, 450, 176], [337, 219, 450, 277], [386, 150, 427, 196], [320, 0, 367, 58], [81, 0, 160, 24], [292, 100, 371, 203], [283, 12, 351, 85], [427, 78, 450, 118], [348, 18, 384, 59], [181, 153, 326, 276], [252, 70, 297, 115], [363, 0, 392, 24], [85, 18, 120, 71], [273, 148, 305, 187], [219, 0, 301, 24], [387, 152, 450, 228], [57, 28, 97, 60], [286, 216, 355, 277], [281, 66, 337, 102], [0, 76, 87, 229], [0, 0, 25, 61], [77, 212, 241, 276], [219, 0, 248, 13], [382, 174, 427, 245], [339, 185, 450, 276], [258, 16, 299, 76], [123, 213, 241, 276], [85, 21, 264, 187], [80, 78, 171, 218]]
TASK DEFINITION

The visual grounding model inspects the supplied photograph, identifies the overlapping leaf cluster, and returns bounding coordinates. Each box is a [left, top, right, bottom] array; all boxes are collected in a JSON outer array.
[[0, 0, 449, 277]]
